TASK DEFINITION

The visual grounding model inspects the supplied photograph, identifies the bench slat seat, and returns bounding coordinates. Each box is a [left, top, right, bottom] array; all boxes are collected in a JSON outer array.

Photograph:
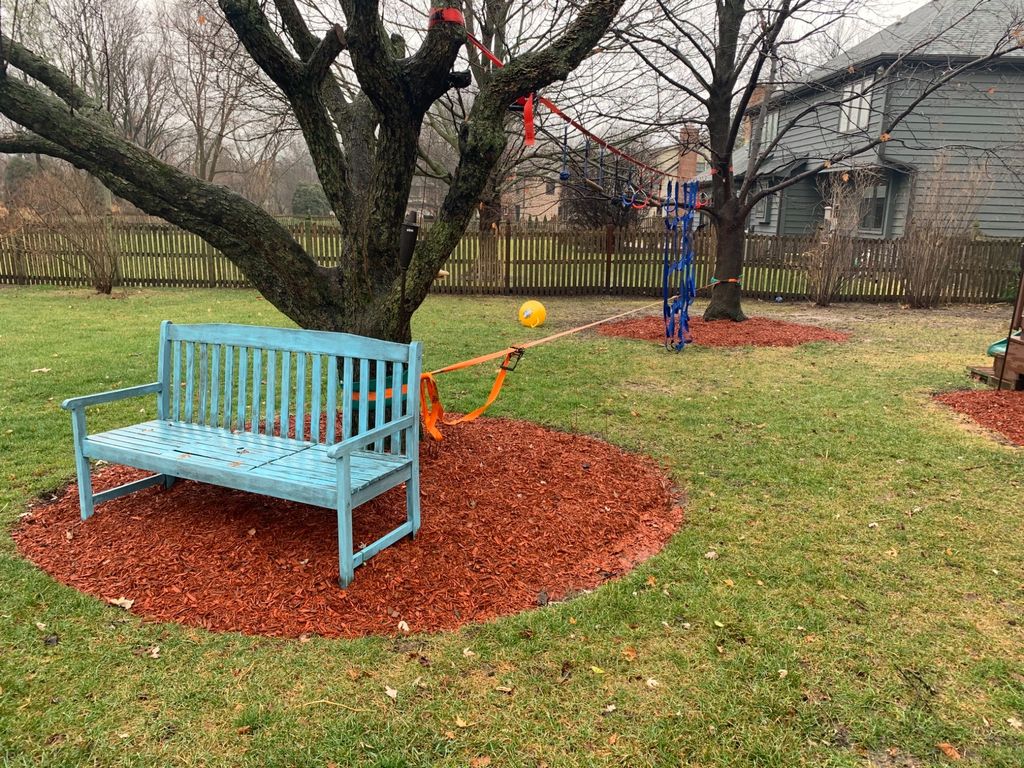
[[62, 321, 423, 587], [84, 421, 410, 509]]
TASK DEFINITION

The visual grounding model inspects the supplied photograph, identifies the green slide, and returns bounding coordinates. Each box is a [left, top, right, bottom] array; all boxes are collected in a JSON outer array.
[[988, 331, 1022, 357]]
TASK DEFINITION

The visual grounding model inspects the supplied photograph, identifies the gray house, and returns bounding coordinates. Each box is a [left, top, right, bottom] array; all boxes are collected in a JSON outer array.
[[737, 0, 1024, 239]]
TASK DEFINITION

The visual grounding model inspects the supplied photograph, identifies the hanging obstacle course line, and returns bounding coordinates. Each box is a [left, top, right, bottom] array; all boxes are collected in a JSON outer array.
[[559, 125, 571, 181], [429, 7, 676, 199]]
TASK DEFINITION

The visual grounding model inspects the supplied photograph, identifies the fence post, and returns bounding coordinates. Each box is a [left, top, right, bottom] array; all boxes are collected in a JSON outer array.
[[17, 233, 30, 286], [205, 238, 215, 288], [503, 220, 512, 295], [604, 224, 615, 293]]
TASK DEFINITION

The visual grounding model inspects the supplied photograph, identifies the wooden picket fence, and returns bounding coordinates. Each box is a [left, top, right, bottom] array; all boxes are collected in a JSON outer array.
[[1, 217, 1021, 303]]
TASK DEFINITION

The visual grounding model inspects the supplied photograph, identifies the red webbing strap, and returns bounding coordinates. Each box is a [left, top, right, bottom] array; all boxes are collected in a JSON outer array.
[[523, 94, 535, 146], [428, 8, 466, 28]]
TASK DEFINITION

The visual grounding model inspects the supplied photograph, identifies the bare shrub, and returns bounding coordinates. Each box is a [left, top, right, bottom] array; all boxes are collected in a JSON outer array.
[[805, 170, 878, 306], [15, 166, 120, 294], [901, 153, 990, 309]]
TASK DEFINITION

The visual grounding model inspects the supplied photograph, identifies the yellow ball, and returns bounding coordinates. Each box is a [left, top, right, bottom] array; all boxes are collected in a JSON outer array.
[[518, 300, 546, 328]]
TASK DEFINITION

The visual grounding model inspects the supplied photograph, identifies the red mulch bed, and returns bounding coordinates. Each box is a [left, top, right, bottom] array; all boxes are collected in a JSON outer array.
[[14, 418, 682, 639], [598, 315, 849, 347], [934, 390, 1024, 446]]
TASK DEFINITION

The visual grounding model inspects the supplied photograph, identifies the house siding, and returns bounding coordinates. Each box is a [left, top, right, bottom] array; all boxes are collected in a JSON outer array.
[[887, 172, 911, 237], [760, 78, 886, 174], [748, 188, 781, 234], [778, 177, 824, 235], [882, 64, 1024, 238]]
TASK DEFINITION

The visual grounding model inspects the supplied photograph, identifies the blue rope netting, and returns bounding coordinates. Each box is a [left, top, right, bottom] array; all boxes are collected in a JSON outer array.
[[662, 180, 698, 351]]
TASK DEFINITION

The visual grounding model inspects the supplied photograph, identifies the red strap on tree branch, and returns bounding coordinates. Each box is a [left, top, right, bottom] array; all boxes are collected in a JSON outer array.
[[523, 95, 535, 146], [428, 7, 466, 28]]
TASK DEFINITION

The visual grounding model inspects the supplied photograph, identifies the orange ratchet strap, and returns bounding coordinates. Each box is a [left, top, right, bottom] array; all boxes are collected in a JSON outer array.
[[419, 348, 523, 441], [418, 301, 666, 440]]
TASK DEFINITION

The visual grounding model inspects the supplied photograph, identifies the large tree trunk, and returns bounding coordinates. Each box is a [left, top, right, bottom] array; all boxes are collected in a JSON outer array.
[[704, 197, 747, 321]]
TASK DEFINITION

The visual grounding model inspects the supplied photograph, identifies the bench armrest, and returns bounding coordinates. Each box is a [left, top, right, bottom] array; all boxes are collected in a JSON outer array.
[[61, 382, 162, 411], [326, 415, 417, 460]]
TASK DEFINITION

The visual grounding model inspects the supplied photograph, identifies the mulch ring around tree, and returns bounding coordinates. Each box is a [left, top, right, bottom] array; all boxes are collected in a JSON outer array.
[[933, 389, 1024, 446], [598, 315, 850, 347], [14, 418, 683, 640]]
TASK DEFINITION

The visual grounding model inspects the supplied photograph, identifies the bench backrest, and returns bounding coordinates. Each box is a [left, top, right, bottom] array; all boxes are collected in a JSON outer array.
[[157, 322, 421, 453]]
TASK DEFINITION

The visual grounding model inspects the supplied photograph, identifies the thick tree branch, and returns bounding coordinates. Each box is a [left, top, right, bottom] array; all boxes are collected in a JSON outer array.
[[308, 24, 348, 84], [340, 0, 403, 113], [273, 0, 320, 58], [0, 33, 107, 119], [0, 70, 343, 324]]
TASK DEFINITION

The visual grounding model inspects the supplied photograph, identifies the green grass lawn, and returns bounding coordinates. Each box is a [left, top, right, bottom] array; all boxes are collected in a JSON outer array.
[[1, 287, 1022, 767]]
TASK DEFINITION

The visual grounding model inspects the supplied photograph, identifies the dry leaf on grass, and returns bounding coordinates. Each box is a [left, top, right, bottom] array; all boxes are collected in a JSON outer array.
[[936, 742, 962, 760], [107, 597, 135, 610], [384, 686, 398, 701]]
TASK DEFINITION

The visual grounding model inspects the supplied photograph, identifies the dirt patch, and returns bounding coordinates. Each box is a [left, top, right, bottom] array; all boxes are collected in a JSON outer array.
[[934, 389, 1024, 446], [597, 315, 850, 347], [14, 418, 683, 639]]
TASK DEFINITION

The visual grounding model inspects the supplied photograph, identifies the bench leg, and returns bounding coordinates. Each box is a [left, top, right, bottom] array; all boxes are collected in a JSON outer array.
[[69, 408, 94, 520], [406, 472, 421, 539], [336, 460, 354, 587], [337, 497, 354, 588], [163, 475, 177, 490]]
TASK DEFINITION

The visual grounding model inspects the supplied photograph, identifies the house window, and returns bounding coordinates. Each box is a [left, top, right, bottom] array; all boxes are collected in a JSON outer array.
[[839, 78, 873, 133], [860, 182, 888, 232], [545, 180, 556, 195], [754, 193, 773, 224], [762, 110, 779, 143], [695, 156, 709, 175]]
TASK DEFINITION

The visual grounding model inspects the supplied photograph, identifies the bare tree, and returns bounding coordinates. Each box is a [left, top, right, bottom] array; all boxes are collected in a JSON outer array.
[[0, 1, 624, 339], [902, 151, 991, 308], [161, 0, 259, 182], [804, 169, 875, 305], [15, 162, 121, 293], [617, 0, 1024, 320], [47, 0, 180, 161]]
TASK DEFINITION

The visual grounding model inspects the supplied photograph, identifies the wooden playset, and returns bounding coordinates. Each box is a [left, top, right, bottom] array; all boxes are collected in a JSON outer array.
[[973, 266, 1024, 390]]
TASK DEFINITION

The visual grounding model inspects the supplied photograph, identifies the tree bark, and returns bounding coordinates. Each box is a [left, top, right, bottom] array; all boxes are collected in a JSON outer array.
[[703, 196, 747, 321], [475, 181, 504, 288]]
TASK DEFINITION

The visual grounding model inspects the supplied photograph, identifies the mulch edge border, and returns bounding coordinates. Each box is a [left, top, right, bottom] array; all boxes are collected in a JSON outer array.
[[9, 417, 688, 641], [931, 388, 1024, 449]]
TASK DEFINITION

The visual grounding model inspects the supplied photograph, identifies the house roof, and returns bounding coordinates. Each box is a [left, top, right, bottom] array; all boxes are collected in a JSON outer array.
[[803, 0, 1024, 87]]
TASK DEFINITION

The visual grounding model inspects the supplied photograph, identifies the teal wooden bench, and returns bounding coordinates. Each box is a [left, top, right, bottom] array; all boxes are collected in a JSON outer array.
[[61, 321, 423, 587]]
